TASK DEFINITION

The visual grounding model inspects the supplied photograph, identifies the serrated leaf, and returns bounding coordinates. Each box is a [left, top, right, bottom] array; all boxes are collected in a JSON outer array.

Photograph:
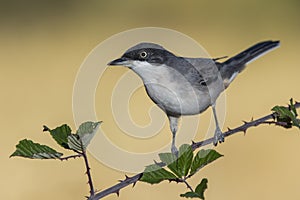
[[190, 149, 223, 175], [159, 152, 177, 165], [159, 152, 182, 177], [76, 121, 101, 149], [289, 99, 300, 128], [178, 144, 193, 177], [289, 98, 298, 117], [10, 139, 63, 159], [66, 121, 101, 153], [67, 134, 83, 153], [180, 192, 201, 199], [159, 144, 193, 178], [272, 106, 295, 119], [294, 119, 300, 128], [195, 178, 208, 199], [180, 178, 208, 199], [44, 124, 72, 149], [272, 105, 299, 129], [140, 164, 177, 184]]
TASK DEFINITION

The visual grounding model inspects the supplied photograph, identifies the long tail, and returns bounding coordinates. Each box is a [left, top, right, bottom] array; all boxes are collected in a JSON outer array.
[[220, 40, 280, 88]]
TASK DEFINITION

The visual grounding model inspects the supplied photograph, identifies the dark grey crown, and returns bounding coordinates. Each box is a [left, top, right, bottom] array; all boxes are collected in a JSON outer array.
[[121, 42, 175, 64]]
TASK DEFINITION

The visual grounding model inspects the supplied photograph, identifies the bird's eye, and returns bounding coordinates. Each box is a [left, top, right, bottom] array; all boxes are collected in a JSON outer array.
[[200, 79, 207, 86], [139, 51, 148, 58]]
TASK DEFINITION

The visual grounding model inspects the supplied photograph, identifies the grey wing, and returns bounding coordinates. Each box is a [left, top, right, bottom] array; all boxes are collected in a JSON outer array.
[[184, 58, 222, 87], [165, 56, 206, 90]]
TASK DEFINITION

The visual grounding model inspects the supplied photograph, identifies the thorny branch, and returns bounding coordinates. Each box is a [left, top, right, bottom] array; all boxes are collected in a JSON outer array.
[[59, 154, 82, 161], [83, 148, 95, 198], [89, 102, 300, 200]]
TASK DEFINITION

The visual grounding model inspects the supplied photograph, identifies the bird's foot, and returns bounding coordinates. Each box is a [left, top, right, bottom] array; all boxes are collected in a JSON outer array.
[[213, 127, 225, 146]]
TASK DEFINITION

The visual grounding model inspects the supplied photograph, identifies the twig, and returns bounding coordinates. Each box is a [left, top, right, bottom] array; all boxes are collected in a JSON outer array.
[[90, 174, 142, 200], [82, 148, 95, 198], [90, 102, 300, 199], [261, 121, 290, 127], [59, 154, 82, 161], [191, 113, 273, 150], [182, 179, 194, 192]]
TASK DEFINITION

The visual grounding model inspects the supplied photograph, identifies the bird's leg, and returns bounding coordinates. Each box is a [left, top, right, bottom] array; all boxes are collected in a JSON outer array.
[[212, 103, 225, 146], [168, 116, 179, 156]]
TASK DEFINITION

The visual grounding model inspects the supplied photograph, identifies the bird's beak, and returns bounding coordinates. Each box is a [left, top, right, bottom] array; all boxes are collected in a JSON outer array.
[[107, 57, 130, 66]]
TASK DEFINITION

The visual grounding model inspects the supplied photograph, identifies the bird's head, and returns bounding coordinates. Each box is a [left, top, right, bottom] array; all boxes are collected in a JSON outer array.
[[108, 42, 174, 69]]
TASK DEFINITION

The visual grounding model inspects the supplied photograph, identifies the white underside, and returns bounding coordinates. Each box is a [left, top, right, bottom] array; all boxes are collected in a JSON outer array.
[[130, 61, 223, 115]]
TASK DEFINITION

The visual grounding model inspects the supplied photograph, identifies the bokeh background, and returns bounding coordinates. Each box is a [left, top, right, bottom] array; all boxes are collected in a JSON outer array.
[[1, 0, 300, 199]]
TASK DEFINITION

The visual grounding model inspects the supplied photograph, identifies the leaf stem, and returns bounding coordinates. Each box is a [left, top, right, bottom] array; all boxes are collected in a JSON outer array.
[[182, 179, 194, 192]]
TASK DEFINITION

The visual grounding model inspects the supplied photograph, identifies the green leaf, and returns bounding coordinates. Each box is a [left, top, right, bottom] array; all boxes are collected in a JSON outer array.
[[159, 152, 178, 174], [67, 134, 83, 152], [289, 98, 298, 117], [140, 164, 177, 184], [180, 178, 208, 199], [195, 178, 208, 199], [271, 98, 300, 129], [159, 144, 193, 178], [10, 139, 63, 159], [180, 192, 202, 199], [190, 149, 223, 175], [67, 121, 101, 153], [272, 106, 292, 118], [178, 144, 193, 177], [289, 99, 300, 128], [159, 152, 177, 165], [272, 104, 300, 128], [43, 124, 72, 149], [76, 121, 101, 149], [272, 106, 294, 120]]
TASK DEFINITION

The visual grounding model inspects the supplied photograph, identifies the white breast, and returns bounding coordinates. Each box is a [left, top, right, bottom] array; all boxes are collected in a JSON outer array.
[[130, 61, 220, 115]]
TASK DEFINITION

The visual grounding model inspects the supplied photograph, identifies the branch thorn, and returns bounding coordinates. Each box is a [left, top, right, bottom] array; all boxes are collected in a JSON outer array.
[[242, 120, 248, 125], [132, 181, 137, 188]]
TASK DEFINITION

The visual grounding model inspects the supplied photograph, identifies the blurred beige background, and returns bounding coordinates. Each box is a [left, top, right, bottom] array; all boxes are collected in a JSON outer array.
[[1, 0, 300, 199]]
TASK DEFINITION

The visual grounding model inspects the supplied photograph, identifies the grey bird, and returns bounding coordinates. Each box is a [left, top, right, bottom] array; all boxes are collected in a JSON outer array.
[[108, 40, 280, 154]]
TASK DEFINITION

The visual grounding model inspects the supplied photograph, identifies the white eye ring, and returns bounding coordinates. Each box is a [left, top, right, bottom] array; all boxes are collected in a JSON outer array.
[[139, 51, 148, 58]]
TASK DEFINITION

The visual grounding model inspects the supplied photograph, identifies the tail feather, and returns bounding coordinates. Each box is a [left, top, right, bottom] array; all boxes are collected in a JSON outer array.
[[220, 40, 280, 87]]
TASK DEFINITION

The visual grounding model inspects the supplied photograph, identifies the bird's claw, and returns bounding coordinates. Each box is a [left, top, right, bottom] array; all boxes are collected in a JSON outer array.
[[213, 128, 224, 146]]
